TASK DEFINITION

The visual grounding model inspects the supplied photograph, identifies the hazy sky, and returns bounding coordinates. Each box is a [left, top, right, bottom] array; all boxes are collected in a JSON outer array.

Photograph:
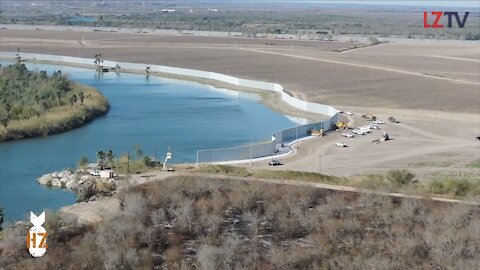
[[310, 1, 479, 7]]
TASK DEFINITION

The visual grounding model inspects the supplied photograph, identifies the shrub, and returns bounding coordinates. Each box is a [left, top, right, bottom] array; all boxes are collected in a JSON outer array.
[[387, 170, 415, 188], [466, 160, 480, 169], [454, 179, 471, 197], [3, 175, 480, 269], [429, 180, 448, 194], [78, 156, 89, 168], [252, 170, 344, 184], [76, 182, 97, 202], [197, 245, 224, 270], [197, 165, 251, 177], [429, 178, 477, 198], [354, 174, 390, 191], [368, 36, 381, 45], [141, 156, 152, 167]]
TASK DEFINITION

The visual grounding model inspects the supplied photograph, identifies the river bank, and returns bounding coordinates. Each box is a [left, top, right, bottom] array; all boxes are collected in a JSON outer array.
[[0, 61, 300, 222], [0, 83, 109, 142], [37, 169, 118, 202], [0, 57, 326, 123]]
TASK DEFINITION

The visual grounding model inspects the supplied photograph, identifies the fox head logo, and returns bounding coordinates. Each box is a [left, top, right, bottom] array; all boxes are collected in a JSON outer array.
[[27, 211, 47, 257]]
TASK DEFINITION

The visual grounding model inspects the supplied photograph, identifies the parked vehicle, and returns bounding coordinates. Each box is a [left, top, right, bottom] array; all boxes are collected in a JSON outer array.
[[352, 129, 367, 135], [388, 116, 400, 123], [335, 142, 348, 147], [268, 159, 282, 166], [362, 114, 377, 121]]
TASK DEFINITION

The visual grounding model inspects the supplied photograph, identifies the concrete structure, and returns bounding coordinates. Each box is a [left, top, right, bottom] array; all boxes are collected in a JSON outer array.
[[99, 170, 114, 179], [0, 51, 339, 163]]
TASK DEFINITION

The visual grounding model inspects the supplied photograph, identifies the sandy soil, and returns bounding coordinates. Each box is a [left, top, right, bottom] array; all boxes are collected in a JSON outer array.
[[252, 108, 480, 179], [1, 28, 478, 114], [60, 197, 121, 224], [1, 28, 479, 180]]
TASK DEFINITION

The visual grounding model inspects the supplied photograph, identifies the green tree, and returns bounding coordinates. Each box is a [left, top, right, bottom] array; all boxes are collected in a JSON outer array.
[[94, 54, 103, 67], [1, 117, 9, 130], [69, 94, 77, 107], [107, 149, 115, 168], [141, 156, 152, 167], [55, 90, 63, 106], [134, 144, 144, 159], [96, 150, 106, 169], [34, 93, 41, 105], [3, 102, 11, 118], [78, 91, 85, 104]]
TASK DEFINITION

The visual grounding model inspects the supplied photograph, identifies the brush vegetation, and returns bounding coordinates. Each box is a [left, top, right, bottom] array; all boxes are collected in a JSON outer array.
[[1, 175, 479, 269], [197, 164, 346, 185], [1, 4, 479, 40], [197, 165, 480, 200], [0, 63, 109, 141]]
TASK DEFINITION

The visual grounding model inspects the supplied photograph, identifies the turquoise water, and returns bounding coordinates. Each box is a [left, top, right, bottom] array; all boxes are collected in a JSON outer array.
[[0, 61, 297, 222]]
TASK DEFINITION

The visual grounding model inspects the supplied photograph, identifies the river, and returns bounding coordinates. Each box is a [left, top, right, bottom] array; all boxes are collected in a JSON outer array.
[[0, 61, 299, 222]]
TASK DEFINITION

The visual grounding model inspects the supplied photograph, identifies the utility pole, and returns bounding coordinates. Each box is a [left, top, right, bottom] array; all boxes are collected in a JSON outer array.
[[127, 151, 130, 173]]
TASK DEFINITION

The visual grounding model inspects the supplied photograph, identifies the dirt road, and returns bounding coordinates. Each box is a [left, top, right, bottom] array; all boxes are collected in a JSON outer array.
[[61, 169, 479, 224]]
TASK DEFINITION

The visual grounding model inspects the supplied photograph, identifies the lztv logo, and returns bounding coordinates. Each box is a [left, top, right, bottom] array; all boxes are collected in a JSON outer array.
[[424, 12, 470, 28], [27, 211, 48, 258]]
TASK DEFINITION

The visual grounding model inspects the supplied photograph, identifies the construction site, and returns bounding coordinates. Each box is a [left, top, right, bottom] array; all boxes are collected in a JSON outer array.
[[1, 26, 478, 181]]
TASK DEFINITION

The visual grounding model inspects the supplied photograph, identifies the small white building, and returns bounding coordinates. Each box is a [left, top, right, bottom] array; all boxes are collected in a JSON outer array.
[[100, 170, 114, 179]]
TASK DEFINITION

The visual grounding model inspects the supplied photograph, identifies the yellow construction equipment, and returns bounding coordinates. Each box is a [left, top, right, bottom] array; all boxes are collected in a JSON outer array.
[[336, 121, 348, 130]]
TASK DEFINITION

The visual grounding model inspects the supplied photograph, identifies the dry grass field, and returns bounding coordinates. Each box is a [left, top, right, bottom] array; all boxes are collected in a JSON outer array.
[[1, 28, 478, 114]]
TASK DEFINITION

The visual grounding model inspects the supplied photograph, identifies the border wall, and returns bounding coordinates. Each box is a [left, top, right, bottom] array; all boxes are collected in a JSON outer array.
[[0, 51, 339, 163]]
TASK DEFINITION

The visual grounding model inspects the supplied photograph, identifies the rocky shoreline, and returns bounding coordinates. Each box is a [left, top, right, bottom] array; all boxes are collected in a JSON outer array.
[[37, 169, 119, 201]]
